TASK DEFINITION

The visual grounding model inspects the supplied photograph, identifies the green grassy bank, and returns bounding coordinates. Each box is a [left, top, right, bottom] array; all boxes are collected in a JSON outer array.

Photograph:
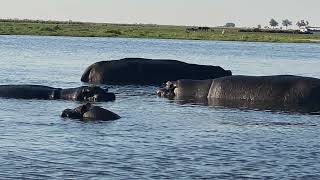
[[0, 19, 319, 43]]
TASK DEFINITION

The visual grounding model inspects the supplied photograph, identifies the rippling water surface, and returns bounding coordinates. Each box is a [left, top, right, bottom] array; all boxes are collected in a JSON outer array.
[[1, 35, 320, 179]]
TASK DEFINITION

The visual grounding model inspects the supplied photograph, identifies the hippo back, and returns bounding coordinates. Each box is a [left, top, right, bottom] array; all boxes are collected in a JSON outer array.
[[208, 75, 320, 106], [81, 58, 232, 85], [83, 106, 120, 121], [0, 85, 58, 99]]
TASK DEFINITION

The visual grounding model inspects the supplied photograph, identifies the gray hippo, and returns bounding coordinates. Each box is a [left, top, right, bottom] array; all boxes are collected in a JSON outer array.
[[0, 85, 115, 102], [61, 103, 120, 121], [81, 58, 232, 85], [157, 75, 320, 112]]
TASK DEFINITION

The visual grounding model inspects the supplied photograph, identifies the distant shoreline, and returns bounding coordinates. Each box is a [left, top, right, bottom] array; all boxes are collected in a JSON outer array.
[[0, 19, 319, 43]]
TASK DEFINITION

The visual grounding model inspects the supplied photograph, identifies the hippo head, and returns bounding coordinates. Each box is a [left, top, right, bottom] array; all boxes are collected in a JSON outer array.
[[61, 103, 120, 121], [61, 103, 92, 119], [61, 108, 80, 119], [156, 81, 176, 99], [74, 86, 116, 102]]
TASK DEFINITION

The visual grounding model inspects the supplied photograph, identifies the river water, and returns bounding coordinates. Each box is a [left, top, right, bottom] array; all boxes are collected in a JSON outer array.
[[1, 35, 320, 179]]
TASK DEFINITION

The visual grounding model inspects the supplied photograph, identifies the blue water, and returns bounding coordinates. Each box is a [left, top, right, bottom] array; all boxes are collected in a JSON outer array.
[[1, 35, 320, 179]]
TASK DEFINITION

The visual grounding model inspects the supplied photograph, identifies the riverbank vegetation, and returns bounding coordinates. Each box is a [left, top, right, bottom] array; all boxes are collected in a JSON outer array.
[[0, 19, 319, 43]]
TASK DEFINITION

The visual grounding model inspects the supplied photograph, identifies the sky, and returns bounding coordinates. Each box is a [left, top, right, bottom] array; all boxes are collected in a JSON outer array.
[[0, 0, 319, 27]]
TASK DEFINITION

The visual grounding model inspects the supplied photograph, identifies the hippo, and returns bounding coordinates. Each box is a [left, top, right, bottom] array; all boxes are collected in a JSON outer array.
[[157, 75, 320, 112], [0, 85, 115, 102], [81, 58, 232, 85], [61, 103, 120, 121]]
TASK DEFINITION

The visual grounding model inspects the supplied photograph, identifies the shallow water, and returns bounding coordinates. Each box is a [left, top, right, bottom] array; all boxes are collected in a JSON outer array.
[[1, 35, 320, 179]]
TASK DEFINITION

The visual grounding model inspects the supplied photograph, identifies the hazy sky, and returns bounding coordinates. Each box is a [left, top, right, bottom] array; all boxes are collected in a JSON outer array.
[[0, 0, 319, 27]]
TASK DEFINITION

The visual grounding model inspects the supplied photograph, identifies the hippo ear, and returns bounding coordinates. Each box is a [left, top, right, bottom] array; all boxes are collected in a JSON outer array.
[[166, 81, 176, 90], [96, 86, 108, 93], [79, 103, 91, 114], [78, 106, 85, 114]]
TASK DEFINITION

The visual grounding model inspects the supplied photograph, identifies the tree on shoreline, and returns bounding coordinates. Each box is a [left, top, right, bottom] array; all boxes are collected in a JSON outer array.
[[296, 20, 309, 28], [269, 19, 278, 29], [224, 23, 235, 28], [282, 19, 292, 29]]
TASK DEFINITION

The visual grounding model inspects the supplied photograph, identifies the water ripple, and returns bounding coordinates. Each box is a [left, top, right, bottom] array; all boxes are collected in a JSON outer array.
[[1, 36, 320, 179]]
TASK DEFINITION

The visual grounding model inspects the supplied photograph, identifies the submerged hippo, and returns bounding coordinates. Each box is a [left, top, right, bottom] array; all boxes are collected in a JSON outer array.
[[157, 75, 320, 112], [0, 85, 115, 102], [81, 58, 232, 85], [61, 103, 120, 121]]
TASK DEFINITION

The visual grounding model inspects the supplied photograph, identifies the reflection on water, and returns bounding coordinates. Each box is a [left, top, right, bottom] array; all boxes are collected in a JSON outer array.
[[1, 35, 320, 179], [172, 97, 320, 115]]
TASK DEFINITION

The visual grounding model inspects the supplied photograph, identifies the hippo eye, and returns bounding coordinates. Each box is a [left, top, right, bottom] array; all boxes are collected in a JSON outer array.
[[93, 95, 99, 101], [82, 88, 89, 93]]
